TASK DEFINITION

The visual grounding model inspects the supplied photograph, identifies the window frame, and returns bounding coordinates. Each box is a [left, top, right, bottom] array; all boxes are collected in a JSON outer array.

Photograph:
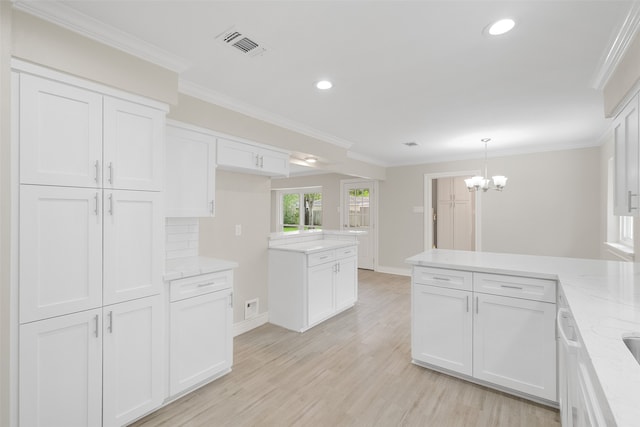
[[276, 187, 323, 232]]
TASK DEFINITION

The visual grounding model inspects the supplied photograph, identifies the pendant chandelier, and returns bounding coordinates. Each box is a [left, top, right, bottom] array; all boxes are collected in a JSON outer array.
[[464, 138, 507, 192]]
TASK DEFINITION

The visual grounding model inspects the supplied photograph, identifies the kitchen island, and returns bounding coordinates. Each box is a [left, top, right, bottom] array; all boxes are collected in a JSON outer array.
[[406, 249, 640, 427]]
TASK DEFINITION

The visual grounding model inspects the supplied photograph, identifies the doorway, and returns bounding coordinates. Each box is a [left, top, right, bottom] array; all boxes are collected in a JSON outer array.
[[424, 171, 481, 251], [341, 179, 378, 270]]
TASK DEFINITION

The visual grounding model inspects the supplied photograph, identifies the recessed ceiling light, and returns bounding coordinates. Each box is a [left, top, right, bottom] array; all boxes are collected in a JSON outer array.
[[316, 80, 333, 90], [488, 18, 515, 36], [305, 157, 317, 163]]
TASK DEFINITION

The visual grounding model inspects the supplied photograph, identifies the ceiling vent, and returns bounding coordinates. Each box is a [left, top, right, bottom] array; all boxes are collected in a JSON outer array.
[[403, 142, 419, 147], [216, 26, 267, 57]]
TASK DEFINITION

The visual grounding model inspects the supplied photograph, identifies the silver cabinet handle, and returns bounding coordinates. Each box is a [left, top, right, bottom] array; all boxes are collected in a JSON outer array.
[[255, 154, 260, 167], [94, 315, 99, 338], [500, 284, 523, 290], [210, 200, 215, 215], [338, 262, 341, 273], [108, 311, 113, 333], [94, 193, 99, 216], [230, 292, 233, 308], [319, 255, 329, 260], [629, 190, 638, 212], [197, 282, 216, 288], [260, 155, 264, 168], [94, 160, 100, 183], [433, 276, 451, 281], [108, 162, 114, 185], [108, 193, 114, 216], [466, 296, 469, 313], [476, 296, 479, 314]]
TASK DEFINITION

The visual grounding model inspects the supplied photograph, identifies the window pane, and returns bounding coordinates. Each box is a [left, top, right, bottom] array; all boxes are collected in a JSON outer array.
[[282, 193, 300, 232], [348, 188, 370, 228], [304, 192, 322, 230]]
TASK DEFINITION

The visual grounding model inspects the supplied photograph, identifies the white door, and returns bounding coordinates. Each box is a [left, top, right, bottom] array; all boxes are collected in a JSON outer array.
[[165, 123, 216, 217], [19, 73, 103, 188], [20, 308, 103, 427], [170, 289, 233, 396], [342, 181, 376, 270], [20, 185, 103, 322], [103, 96, 164, 191], [412, 284, 472, 376], [335, 256, 357, 311], [307, 262, 335, 326], [103, 190, 163, 305], [473, 293, 556, 401], [102, 295, 165, 427]]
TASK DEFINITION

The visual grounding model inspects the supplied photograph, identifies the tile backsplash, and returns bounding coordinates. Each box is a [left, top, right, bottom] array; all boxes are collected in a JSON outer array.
[[166, 218, 199, 259]]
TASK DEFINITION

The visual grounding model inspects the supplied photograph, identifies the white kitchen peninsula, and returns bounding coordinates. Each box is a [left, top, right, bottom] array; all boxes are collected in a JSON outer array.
[[406, 249, 640, 427], [268, 230, 362, 332]]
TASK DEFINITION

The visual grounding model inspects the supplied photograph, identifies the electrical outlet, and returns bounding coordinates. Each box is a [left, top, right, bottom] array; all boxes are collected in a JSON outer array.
[[235, 224, 242, 236], [244, 298, 259, 320]]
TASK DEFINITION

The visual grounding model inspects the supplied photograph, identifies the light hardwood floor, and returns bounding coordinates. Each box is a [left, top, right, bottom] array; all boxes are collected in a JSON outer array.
[[133, 270, 560, 427]]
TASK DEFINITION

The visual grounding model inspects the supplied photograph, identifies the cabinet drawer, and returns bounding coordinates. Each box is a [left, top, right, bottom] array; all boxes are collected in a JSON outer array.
[[336, 246, 357, 259], [308, 250, 335, 267], [170, 270, 233, 302], [474, 273, 556, 303], [413, 266, 472, 291]]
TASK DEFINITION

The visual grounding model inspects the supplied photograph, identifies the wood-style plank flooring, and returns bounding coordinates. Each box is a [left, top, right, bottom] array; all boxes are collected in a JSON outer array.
[[133, 270, 560, 427]]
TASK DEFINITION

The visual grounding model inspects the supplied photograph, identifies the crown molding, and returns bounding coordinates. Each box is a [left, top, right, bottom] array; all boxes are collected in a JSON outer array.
[[591, 1, 640, 90], [179, 78, 354, 150], [11, 0, 191, 73]]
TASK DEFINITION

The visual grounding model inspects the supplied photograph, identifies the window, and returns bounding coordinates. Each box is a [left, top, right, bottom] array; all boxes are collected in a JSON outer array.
[[278, 187, 322, 232], [606, 157, 634, 259]]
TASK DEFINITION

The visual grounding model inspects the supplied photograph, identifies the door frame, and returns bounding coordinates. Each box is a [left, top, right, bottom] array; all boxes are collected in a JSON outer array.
[[424, 171, 482, 251], [340, 178, 379, 271]]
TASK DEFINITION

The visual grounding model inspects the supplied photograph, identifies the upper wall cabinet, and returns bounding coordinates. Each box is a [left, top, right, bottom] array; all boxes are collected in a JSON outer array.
[[20, 73, 165, 191], [217, 137, 289, 177], [165, 122, 216, 217], [614, 92, 640, 216]]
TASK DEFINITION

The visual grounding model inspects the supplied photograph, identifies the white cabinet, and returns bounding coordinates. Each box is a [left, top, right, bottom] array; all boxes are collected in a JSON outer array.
[[19, 308, 103, 427], [614, 92, 640, 215], [169, 271, 233, 397], [165, 122, 216, 217], [474, 292, 556, 401], [412, 283, 473, 376], [268, 244, 358, 332], [411, 267, 557, 403], [103, 296, 165, 427], [103, 190, 163, 305], [19, 73, 165, 191], [217, 137, 289, 177], [19, 185, 103, 323], [435, 177, 474, 250], [20, 295, 164, 427]]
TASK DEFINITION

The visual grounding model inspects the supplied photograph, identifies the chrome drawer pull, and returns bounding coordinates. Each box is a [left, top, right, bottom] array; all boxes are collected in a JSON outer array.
[[433, 276, 451, 281], [319, 256, 329, 260], [196, 282, 216, 288], [500, 284, 523, 290]]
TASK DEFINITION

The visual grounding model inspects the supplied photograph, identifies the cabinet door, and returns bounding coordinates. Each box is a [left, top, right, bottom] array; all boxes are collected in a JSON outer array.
[[19, 73, 103, 188], [473, 293, 556, 401], [257, 146, 290, 176], [217, 138, 258, 171], [170, 289, 233, 396], [102, 295, 165, 427], [308, 263, 335, 327], [103, 190, 163, 305], [20, 309, 103, 427], [614, 93, 640, 215], [103, 97, 164, 191], [335, 256, 357, 311], [412, 284, 472, 376], [165, 124, 216, 217], [20, 185, 103, 322]]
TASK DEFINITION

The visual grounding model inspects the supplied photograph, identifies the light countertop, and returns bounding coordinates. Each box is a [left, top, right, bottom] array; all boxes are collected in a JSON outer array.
[[164, 256, 238, 281], [406, 249, 640, 427], [268, 239, 357, 254]]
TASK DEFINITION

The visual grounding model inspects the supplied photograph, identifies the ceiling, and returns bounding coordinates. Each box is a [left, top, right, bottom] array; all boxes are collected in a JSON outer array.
[[15, 1, 638, 167]]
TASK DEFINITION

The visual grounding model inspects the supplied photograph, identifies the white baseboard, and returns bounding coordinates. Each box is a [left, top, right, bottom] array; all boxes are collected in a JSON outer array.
[[233, 312, 269, 337], [375, 266, 412, 277]]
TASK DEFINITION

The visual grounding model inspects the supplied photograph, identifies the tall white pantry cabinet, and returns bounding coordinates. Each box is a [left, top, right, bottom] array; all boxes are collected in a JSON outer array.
[[13, 62, 167, 427]]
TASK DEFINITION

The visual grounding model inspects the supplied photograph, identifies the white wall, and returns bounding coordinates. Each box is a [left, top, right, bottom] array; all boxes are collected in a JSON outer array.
[[379, 147, 602, 271]]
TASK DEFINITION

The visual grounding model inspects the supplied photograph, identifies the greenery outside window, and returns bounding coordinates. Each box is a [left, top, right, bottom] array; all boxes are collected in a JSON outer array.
[[279, 187, 322, 232]]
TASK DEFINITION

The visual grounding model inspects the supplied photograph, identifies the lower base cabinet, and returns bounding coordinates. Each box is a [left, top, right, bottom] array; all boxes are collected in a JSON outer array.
[[411, 266, 557, 403], [19, 295, 165, 427], [168, 270, 234, 398]]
